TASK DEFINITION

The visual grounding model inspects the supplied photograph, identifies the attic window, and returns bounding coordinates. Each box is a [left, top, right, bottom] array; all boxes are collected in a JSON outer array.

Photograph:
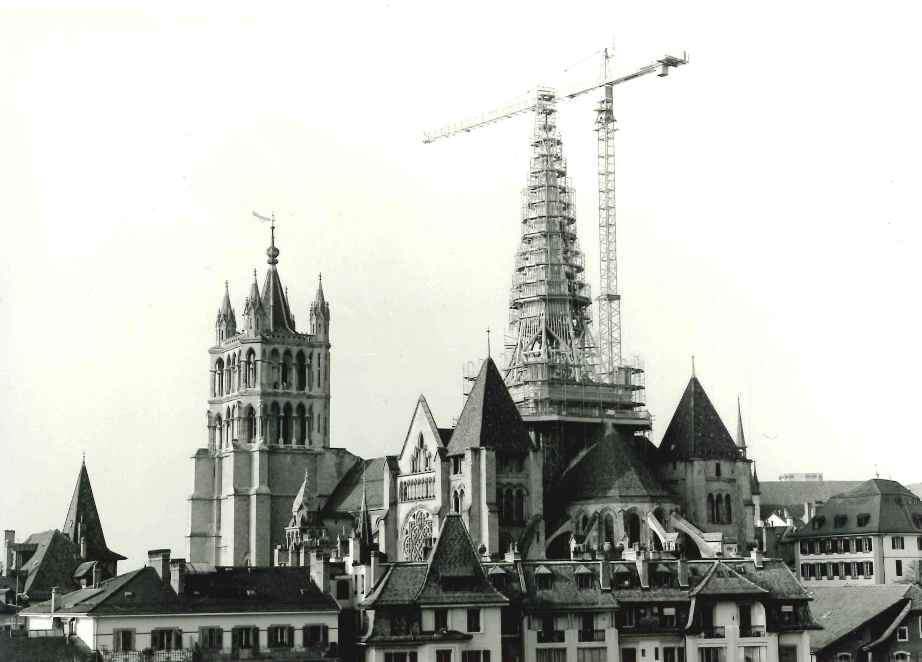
[[576, 573, 594, 590], [833, 515, 847, 528], [857, 513, 871, 527], [535, 566, 553, 591], [812, 516, 826, 530], [912, 514, 922, 530], [123, 591, 134, 599], [245, 589, 257, 598]]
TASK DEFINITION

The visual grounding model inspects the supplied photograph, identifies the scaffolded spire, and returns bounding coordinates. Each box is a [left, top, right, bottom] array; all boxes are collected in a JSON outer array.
[[505, 90, 596, 388]]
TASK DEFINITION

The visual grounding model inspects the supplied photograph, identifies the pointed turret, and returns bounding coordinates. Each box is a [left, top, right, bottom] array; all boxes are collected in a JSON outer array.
[[447, 357, 533, 456], [242, 269, 267, 334], [62, 460, 125, 564], [658, 374, 741, 462], [750, 462, 761, 495], [355, 464, 373, 562], [310, 274, 330, 338], [259, 226, 296, 333], [215, 281, 237, 343], [736, 396, 747, 456]]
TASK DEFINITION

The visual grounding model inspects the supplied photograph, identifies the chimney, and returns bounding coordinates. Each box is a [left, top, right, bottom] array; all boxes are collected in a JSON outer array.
[[750, 547, 764, 569], [169, 559, 186, 596], [635, 550, 650, 589], [505, 542, 522, 563], [80, 536, 87, 560], [677, 558, 689, 588], [2, 530, 14, 577], [599, 560, 611, 590], [309, 551, 329, 594], [369, 550, 380, 588], [92, 564, 103, 588], [147, 549, 171, 583], [50, 586, 57, 615]]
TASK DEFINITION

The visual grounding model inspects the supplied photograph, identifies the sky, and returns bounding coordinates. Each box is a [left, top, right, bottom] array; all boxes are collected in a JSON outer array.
[[2, 2, 921, 571]]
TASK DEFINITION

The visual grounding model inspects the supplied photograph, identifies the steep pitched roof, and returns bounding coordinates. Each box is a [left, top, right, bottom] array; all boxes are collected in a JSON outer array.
[[658, 376, 741, 462], [751, 464, 761, 495], [62, 462, 125, 563], [323, 458, 388, 514], [447, 358, 532, 456], [809, 585, 914, 651], [689, 561, 769, 597], [562, 432, 671, 500], [793, 478, 922, 538], [415, 514, 508, 606], [16, 530, 80, 599], [260, 267, 296, 333]]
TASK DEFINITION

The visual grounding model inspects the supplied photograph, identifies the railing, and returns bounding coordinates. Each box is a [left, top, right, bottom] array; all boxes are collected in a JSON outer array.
[[702, 627, 726, 639], [537, 630, 565, 643], [740, 627, 767, 638], [578, 629, 606, 642], [97, 651, 192, 662]]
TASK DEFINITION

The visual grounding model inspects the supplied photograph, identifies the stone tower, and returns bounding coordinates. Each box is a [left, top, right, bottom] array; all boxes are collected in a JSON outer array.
[[188, 227, 359, 566]]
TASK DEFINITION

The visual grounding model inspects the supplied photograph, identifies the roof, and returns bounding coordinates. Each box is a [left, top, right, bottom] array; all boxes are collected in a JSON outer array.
[[751, 464, 761, 495], [759, 480, 861, 517], [260, 266, 296, 333], [561, 431, 671, 501], [808, 584, 916, 651], [62, 462, 125, 562], [22, 565, 339, 616], [323, 457, 388, 514], [17, 530, 80, 598], [793, 478, 922, 538], [415, 515, 508, 606], [689, 561, 769, 597], [446, 358, 533, 456], [658, 376, 742, 462], [521, 562, 619, 610]]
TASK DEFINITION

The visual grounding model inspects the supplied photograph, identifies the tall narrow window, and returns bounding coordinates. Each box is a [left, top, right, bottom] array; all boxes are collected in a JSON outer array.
[[724, 495, 732, 523], [515, 489, 526, 524], [296, 351, 307, 390], [296, 404, 306, 445], [707, 494, 715, 523]]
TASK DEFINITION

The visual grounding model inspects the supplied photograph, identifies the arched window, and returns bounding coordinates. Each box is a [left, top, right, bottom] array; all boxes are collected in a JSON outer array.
[[281, 351, 292, 389], [246, 350, 256, 388], [296, 351, 307, 390], [215, 359, 224, 396], [453, 489, 464, 513], [515, 489, 526, 524], [225, 406, 232, 443], [281, 403, 292, 444], [269, 349, 280, 388], [502, 488, 514, 525], [605, 513, 616, 543], [269, 402, 280, 444], [307, 353, 313, 391], [707, 494, 715, 523], [245, 406, 256, 443], [215, 415, 223, 448], [624, 511, 641, 545], [724, 495, 732, 523], [296, 403, 306, 445], [306, 405, 313, 446]]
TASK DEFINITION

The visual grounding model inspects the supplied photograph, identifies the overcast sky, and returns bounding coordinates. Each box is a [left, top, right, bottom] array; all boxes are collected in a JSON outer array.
[[2, 2, 921, 571]]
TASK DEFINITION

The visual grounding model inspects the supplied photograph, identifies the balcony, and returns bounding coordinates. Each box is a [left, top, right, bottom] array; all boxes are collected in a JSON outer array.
[[702, 627, 726, 639], [578, 630, 606, 642], [537, 630, 565, 643], [740, 627, 766, 638]]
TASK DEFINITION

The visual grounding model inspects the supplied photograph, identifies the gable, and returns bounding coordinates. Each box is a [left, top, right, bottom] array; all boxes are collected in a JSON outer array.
[[397, 396, 444, 476]]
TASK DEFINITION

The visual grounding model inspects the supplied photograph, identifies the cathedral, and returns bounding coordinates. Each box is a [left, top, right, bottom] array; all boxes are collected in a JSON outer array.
[[187, 101, 762, 567]]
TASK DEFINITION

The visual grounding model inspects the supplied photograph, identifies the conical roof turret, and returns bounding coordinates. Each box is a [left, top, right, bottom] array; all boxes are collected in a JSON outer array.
[[63, 459, 125, 563], [259, 229, 296, 333], [750, 463, 761, 495], [736, 396, 747, 452], [310, 274, 330, 336]]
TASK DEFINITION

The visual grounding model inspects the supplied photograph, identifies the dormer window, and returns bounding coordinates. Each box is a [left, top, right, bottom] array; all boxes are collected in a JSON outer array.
[[576, 573, 593, 590], [451, 457, 462, 475], [834, 515, 847, 528], [857, 513, 871, 527], [812, 516, 826, 530], [535, 566, 553, 590]]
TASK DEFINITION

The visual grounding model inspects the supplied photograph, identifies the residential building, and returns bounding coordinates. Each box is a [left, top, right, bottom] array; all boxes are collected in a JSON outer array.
[[20, 548, 341, 660], [2, 459, 124, 603], [809, 584, 922, 662], [793, 479, 922, 585], [356, 512, 818, 662]]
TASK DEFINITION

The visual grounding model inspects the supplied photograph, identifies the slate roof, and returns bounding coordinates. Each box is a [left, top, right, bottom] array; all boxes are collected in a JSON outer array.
[[323, 457, 389, 513], [759, 480, 862, 520], [260, 265, 296, 333], [792, 479, 922, 538], [415, 514, 508, 606], [689, 561, 769, 596], [62, 462, 125, 562], [561, 431, 671, 501], [808, 584, 916, 651], [446, 358, 533, 456], [521, 562, 618, 610], [658, 376, 742, 462], [22, 565, 339, 616], [16, 530, 80, 599]]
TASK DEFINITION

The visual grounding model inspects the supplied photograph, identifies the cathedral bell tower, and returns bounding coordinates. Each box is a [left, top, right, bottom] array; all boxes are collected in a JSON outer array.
[[188, 225, 340, 567]]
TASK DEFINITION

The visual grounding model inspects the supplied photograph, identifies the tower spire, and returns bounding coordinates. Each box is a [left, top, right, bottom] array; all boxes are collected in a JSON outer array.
[[736, 395, 747, 451]]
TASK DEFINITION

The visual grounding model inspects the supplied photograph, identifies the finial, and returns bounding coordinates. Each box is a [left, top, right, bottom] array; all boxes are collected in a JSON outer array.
[[81, 451, 85, 465], [225, 280, 229, 292], [253, 210, 279, 266], [253, 269, 258, 282], [486, 328, 491, 358], [691, 355, 696, 377], [319, 272, 322, 283]]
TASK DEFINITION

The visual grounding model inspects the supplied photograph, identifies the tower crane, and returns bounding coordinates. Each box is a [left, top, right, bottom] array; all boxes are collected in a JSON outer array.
[[423, 50, 687, 384]]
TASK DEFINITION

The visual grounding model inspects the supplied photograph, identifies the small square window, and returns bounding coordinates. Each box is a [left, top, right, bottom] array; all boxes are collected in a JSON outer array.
[[898, 626, 909, 642]]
